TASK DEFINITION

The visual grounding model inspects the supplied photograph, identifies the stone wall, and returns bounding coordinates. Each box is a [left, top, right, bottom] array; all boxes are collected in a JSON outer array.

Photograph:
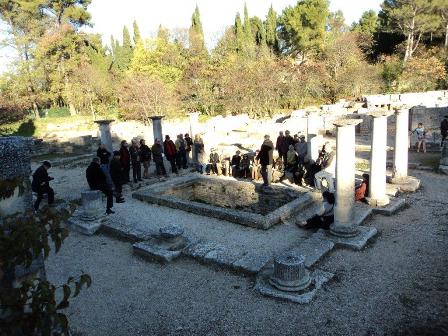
[[164, 179, 297, 215]]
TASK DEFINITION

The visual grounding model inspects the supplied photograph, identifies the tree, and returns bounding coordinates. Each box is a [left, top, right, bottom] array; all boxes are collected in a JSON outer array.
[[251, 17, 266, 46], [189, 5, 206, 55], [46, 0, 92, 28], [352, 10, 379, 36], [265, 5, 279, 52], [278, 0, 330, 60], [380, 0, 440, 61], [327, 10, 347, 34], [434, 0, 448, 48], [133, 19, 142, 45], [234, 13, 245, 54], [243, 3, 253, 44]]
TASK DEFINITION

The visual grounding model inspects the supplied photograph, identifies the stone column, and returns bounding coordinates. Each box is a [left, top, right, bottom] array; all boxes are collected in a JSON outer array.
[[150, 116, 164, 144], [330, 119, 362, 238], [94, 119, 114, 155], [392, 108, 409, 180], [439, 141, 448, 174], [188, 112, 200, 163], [368, 111, 391, 207]]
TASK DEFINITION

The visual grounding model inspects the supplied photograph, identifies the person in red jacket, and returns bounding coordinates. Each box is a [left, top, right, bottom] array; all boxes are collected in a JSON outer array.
[[355, 173, 369, 203], [164, 135, 178, 174], [119, 140, 131, 183]]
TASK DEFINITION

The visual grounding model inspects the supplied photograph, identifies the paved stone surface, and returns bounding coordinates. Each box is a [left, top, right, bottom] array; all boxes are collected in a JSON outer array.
[[255, 268, 334, 304], [182, 241, 220, 259], [133, 241, 182, 263], [203, 246, 242, 268], [389, 176, 421, 192], [372, 197, 406, 216], [100, 215, 153, 242], [231, 253, 272, 274], [286, 238, 335, 268], [312, 226, 377, 251], [68, 214, 104, 235], [352, 203, 373, 226]]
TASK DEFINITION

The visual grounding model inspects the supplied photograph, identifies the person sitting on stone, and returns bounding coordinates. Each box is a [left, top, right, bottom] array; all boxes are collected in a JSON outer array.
[[298, 191, 335, 230], [32, 160, 55, 211], [86, 157, 114, 214], [208, 148, 221, 175], [251, 150, 261, 181], [140, 139, 152, 179], [312, 142, 336, 189], [240, 153, 251, 178], [230, 150, 242, 177], [412, 123, 427, 153], [286, 144, 298, 171], [272, 157, 284, 183], [151, 139, 167, 177], [355, 173, 369, 203], [110, 151, 125, 203]]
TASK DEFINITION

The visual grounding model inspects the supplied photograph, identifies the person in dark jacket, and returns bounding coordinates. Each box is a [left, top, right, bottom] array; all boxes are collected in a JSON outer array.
[[185, 133, 193, 164], [96, 143, 111, 165], [164, 135, 178, 174], [140, 139, 152, 179], [282, 130, 294, 163], [298, 191, 335, 230], [175, 134, 188, 169], [151, 139, 167, 176], [208, 148, 221, 175], [129, 139, 142, 183], [32, 161, 54, 211], [256, 135, 274, 186], [110, 151, 125, 203], [275, 131, 285, 162], [119, 140, 131, 183], [240, 154, 251, 178], [441, 115, 448, 146], [230, 151, 241, 177], [86, 158, 114, 214]]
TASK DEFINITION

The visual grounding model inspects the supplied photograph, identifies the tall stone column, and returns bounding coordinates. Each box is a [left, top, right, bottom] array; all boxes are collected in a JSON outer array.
[[306, 113, 322, 161], [150, 116, 164, 144], [392, 108, 409, 180], [368, 111, 391, 207], [439, 141, 448, 174], [330, 119, 362, 238], [188, 112, 200, 163], [94, 119, 114, 155]]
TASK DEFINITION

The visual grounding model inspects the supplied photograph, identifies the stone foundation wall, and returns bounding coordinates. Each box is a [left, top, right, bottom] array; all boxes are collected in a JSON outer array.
[[164, 180, 296, 215]]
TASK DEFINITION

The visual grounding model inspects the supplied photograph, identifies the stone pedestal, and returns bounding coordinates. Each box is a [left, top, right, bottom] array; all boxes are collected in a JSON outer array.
[[368, 112, 391, 207], [269, 253, 310, 291], [439, 141, 448, 174], [330, 119, 362, 238], [392, 108, 409, 181], [94, 120, 114, 155], [150, 116, 164, 145], [69, 190, 104, 235]]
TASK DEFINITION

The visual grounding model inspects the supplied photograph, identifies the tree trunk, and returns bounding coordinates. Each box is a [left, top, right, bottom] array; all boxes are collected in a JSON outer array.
[[445, 23, 448, 49], [32, 102, 40, 119]]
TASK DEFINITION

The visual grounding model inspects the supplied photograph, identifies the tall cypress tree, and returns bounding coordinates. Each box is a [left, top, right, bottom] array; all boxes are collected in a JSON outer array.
[[133, 19, 142, 45], [265, 5, 278, 52], [189, 5, 206, 53], [234, 13, 245, 53], [243, 3, 253, 43], [119, 25, 133, 71]]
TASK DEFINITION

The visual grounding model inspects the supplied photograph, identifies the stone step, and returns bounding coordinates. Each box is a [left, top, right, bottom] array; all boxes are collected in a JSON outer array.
[[285, 237, 335, 268], [311, 226, 377, 251], [100, 215, 153, 242], [372, 197, 406, 216], [133, 241, 182, 263]]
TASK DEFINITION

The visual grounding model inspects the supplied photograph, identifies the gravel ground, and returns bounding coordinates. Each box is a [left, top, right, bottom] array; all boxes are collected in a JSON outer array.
[[44, 168, 448, 336]]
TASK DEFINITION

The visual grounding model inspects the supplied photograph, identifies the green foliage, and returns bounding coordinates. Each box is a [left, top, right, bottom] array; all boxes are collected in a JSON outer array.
[[0, 208, 91, 335], [382, 56, 404, 91], [278, 0, 330, 59], [189, 5, 206, 54], [45, 107, 71, 118], [352, 10, 379, 36], [265, 5, 279, 52], [133, 20, 142, 45]]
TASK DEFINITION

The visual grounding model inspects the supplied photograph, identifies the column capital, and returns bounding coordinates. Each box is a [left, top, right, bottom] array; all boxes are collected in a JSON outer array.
[[148, 116, 164, 121], [367, 110, 393, 118], [333, 118, 362, 127], [94, 119, 115, 125]]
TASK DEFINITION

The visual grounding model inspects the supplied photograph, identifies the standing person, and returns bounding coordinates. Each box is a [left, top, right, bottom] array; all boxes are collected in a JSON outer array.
[[151, 139, 167, 177], [32, 161, 54, 211], [175, 134, 188, 169], [184, 133, 193, 165], [140, 139, 152, 179], [251, 150, 261, 181], [164, 135, 178, 174], [412, 123, 427, 153], [109, 151, 125, 203], [286, 145, 298, 172], [295, 135, 308, 165], [441, 116, 448, 146], [275, 131, 285, 162], [283, 130, 294, 163], [96, 143, 113, 187], [129, 139, 142, 183], [86, 158, 114, 214], [256, 135, 274, 187], [230, 151, 242, 177], [119, 140, 131, 183]]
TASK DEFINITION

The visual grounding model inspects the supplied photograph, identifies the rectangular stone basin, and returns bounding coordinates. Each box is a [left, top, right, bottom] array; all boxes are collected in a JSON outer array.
[[132, 175, 313, 229]]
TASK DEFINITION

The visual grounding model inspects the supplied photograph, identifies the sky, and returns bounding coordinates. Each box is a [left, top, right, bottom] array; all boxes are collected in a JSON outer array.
[[0, 0, 383, 73]]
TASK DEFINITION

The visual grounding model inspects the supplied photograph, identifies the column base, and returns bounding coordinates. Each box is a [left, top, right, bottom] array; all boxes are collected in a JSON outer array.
[[367, 196, 390, 207], [329, 222, 359, 238]]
